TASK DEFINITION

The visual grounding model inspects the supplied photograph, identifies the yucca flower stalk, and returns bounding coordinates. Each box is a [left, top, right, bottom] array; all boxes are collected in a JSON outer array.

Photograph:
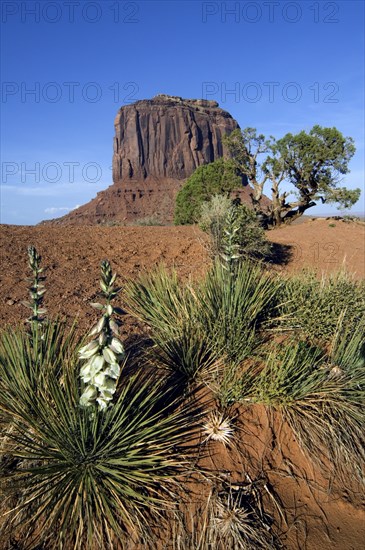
[[219, 204, 242, 276], [79, 260, 125, 411], [22, 246, 47, 330]]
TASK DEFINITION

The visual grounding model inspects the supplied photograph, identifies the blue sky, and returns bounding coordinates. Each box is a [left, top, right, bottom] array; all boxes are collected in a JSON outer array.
[[1, 0, 364, 224]]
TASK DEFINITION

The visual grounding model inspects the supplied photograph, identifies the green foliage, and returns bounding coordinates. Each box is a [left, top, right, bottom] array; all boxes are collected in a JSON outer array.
[[124, 261, 281, 388], [199, 195, 272, 264], [275, 125, 356, 195], [124, 267, 216, 381], [278, 269, 365, 344], [219, 327, 365, 484], [197, 261, 280, 365], [199, 194, 232, 235], [0, 320, 81, 421], [325, 187, 361, 209], [255, 332, 365, 483], [174, 159, 242, 225], [0, 337, 199, 548], [252, 341, 326, 407], [224, 125, 359, 225]]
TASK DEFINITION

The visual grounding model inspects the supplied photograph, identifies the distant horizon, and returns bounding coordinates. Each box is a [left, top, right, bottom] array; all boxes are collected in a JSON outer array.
[[1, 211, 364, 228]]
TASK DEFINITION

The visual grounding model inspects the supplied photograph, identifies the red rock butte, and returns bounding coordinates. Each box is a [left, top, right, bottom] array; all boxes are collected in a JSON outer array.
[[43, 94, 259, 225]]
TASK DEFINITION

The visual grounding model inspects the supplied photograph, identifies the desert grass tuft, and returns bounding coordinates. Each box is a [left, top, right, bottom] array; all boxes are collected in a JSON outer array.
[[202, 410, 236, 446], [278, 268, 365, 344], [169, 482, 279, 550], [241, 332, 365, 484]]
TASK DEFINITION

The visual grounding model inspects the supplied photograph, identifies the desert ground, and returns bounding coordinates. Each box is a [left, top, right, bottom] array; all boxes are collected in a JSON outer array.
[[1, 217, 364, 331], [0, 217, 364, 549]]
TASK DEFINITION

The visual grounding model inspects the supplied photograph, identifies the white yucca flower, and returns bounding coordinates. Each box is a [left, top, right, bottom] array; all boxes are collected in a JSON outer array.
[[103, 346, 117, 364], [96, 397, 109, 410], [110, 337, 125, 355], [104, 363, 120, 379], [80, 385, 98, 407], [93, 372, 107, 387], [79, 340, 99, 359], [80, 354, 105, 382]]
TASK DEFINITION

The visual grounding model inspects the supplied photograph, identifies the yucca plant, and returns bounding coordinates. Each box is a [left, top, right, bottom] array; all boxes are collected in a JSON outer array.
[[0, 245, 81, 422], [0, 359, 201, 548], [124, 266, 196, 338], [150, 321, 220, 382], [0, 253, 202, 548], [0, 320, 81, 424], [197, 260, 281, 366], [124, 267, 217, 382], [125, 261, 281, 385], [23, 245, 47, 330]]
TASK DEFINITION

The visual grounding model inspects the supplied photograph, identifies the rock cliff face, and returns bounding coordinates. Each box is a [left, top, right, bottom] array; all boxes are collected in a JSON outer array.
[[44, 95, 252, 226], [112, 95, 239, 183]]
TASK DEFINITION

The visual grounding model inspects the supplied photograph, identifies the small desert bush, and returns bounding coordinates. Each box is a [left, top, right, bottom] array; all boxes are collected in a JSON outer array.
[[174, 159, 242, 225], [278, 269, 365, 344], [199, 195, 272, 262], [134, 215, 164, 226], [199, 194, 232, 255]]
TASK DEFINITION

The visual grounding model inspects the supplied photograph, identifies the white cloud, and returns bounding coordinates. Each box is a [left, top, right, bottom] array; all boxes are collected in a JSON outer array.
[[1, 182, 103, 197], [44, 205, 80, 214]]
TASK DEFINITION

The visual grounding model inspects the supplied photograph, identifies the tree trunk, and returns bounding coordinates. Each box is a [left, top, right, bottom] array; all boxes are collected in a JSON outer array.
[[270, 178, 283, 227], [281, 201, 316, 224]]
